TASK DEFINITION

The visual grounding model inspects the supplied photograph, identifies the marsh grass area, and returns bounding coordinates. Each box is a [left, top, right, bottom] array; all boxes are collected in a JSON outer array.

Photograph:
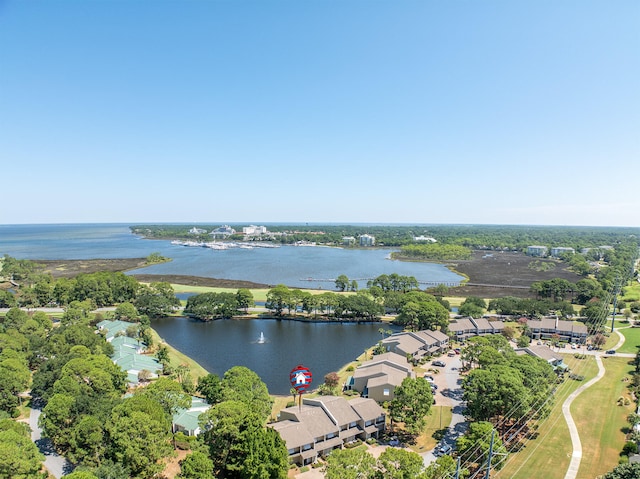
[[36, 258, 150, 278], [446, 251, 582, 299], [34, 251, 582, 298]]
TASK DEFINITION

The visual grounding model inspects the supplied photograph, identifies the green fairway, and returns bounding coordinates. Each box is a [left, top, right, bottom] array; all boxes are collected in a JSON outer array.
[[573, 356, 635, 478], [495, 355, 599, 479], [618, 326, 640, 354]]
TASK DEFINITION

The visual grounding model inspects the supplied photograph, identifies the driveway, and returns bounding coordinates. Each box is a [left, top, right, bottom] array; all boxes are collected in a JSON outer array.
[[29, 399, 75, 478], [422, 354, 468, 466]]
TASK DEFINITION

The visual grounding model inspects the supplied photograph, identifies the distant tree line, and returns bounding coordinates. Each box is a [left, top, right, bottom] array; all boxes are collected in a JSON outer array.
[[393, 243, 472, 261], [131, 224, 640, 251], [0, 257, 180, 317], [183, 289, 254, 320]]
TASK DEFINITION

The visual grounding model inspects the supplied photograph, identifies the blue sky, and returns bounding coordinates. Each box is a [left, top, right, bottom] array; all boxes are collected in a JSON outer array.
[[1, 0, 638, 226]]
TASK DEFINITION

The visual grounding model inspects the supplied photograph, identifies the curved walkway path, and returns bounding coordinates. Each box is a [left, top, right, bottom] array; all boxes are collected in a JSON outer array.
[[562, 353, 605, 479], [562, 344, 610, 479]]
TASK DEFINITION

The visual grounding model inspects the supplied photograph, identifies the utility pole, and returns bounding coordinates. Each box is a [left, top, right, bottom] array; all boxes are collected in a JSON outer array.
[[485, 430, 495, 479]]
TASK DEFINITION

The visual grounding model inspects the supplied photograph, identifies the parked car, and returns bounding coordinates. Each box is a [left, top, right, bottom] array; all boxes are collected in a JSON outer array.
[[454, 348, 461, 354], [606, 349, 616, 355], [435, 443, 452, 456], [447, 350, 456, 357], [432, 360, 446, 367], [431, 383, 438, 390], [424, 374, 435, 382]]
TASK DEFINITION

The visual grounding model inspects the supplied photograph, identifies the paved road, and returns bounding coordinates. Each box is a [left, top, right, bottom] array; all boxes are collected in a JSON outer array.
[[29, 400, 75, 478], [422, 355, 468, 466]]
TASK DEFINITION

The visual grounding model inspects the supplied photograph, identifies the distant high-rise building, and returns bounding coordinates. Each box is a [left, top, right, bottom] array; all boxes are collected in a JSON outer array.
[[359, 234, 375, 247], [526, 245, 548, 257], [550, 247, 575, 258], [242, 225, 268, 235]]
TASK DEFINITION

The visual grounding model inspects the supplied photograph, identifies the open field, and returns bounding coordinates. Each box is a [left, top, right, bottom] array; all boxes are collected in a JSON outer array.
[[494, 355, 599, 479]]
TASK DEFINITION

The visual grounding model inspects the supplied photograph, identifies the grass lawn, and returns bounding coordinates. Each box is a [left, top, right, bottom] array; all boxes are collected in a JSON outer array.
[[170, 284, 273, 302], [408, 406, 453, 453], [271, 394, 295, 422], [603, 332, 620, 351], [618, 326, 640, 354], [573, 356, 635, 478], [444, 296, 465, 308], [148, 327, 209, 380], [622, 281, 640, 303], [495, 355, 599, 479], [17, 396, 31, 420]]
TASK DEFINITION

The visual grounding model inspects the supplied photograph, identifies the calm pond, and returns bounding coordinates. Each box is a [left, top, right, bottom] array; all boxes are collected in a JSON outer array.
[[151, 317, 402, 395]]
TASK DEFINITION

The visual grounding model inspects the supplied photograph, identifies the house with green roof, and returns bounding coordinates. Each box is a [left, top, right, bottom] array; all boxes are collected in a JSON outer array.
[[172, 397, 211, 436], [97, 319, 138, 342]]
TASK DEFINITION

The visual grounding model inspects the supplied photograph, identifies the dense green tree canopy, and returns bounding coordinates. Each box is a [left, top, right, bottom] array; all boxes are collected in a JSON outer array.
[[136, 377, 192, 418], [602, 463, 640, 479], [178, 451, 215, 479], [389, 377, 433, 434], [134, 282, 180, 318], [0, 428, 45, 479], [220, 366, 273, 422], [458, 296, 487, 318], [200, 400, 288, 479], [377, 447, 426, 479], [324, 447, 377, 479], [456, 422, 507, 471], [106, 395, 172, 478], [184, 292, 239, 320]]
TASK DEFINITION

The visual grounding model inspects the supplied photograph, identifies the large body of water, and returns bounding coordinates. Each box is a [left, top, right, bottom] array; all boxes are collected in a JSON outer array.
[[0, 224, 463, 288], [0, 223, 460, 394], [152, 317, 401, 395]]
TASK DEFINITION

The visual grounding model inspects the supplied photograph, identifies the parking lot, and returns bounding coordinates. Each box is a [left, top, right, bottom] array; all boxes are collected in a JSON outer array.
[[424, 351, 462, 408]]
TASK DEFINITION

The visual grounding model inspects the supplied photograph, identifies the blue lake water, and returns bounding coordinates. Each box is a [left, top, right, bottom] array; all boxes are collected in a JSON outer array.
[[0, 223, 460, 393], [0, 224, 463, 288], [152, 317, 402, 395]]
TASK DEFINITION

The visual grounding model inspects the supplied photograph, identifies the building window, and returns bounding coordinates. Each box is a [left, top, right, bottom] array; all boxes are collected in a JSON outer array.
[[383, 388, 390, 396]]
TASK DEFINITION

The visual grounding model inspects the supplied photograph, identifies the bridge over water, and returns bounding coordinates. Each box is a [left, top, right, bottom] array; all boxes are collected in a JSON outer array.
[[299, 277, 461, 287]]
